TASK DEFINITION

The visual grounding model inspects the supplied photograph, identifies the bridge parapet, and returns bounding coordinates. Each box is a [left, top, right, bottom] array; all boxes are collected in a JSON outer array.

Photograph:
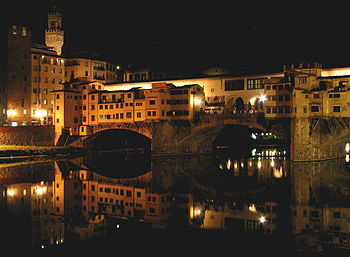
[[192, 112, 265, 133]]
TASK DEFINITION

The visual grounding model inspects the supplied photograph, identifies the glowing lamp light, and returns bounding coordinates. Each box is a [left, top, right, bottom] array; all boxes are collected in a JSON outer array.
[[194, 98, 202, 105], [35, 109, 47, 120], [248, 204, 257, 213], [194, 209, 201, 216], [35, 185, 47, 195], [259, 95, 267, 102], [346, 143, 350, 153], [7, 110, 16, 116], [7, 189, 15, 197], [259, 216, 266, 224]]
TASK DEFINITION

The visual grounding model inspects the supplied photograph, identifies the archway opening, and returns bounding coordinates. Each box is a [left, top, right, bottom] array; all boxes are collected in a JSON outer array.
[[235, 97, 244, 113], [84, 129, 151, 154]]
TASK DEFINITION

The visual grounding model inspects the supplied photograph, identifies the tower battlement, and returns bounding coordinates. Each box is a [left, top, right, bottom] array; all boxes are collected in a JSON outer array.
[[45, 8, 64, 55]]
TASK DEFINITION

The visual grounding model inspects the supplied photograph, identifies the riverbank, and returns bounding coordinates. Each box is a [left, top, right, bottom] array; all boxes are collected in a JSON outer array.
[[0, 145, 84, 163]]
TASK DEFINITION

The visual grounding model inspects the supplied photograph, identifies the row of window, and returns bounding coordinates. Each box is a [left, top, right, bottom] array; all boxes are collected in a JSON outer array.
[[265, 106, 291, 114], [149, 99, 189, 105], [91, 109, 190, 121], [266, 94, 290, 102], [33, 66, 63, 73], [33, 77, 63, 84], [169, 89, 189, 95], [309, 105, 341, 113], [98, 103, 134, 110], [265, 84, 290, 91], [98, 112, 134, 120], [305, 93, 341, 99], [56, 94, 81, 100], [33, 55, 64, 66]]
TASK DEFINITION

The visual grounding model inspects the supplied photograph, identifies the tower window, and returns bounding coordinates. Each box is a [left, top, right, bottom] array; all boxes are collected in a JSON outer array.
[[22, 26, 26, 36], [12, 25, 17, 35]]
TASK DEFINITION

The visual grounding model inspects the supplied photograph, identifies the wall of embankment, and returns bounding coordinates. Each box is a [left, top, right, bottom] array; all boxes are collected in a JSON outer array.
[[0, 125, 55, 146]]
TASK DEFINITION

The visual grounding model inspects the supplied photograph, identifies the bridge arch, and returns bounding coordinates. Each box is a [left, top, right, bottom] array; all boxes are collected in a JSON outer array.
[[83, 128, 151, 153], [173, 114, 289, 154], [89, 122, 153, 139]]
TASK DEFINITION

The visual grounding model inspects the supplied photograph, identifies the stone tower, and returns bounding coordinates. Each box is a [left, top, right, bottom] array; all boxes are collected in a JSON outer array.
[[45, 6, 64, 55]]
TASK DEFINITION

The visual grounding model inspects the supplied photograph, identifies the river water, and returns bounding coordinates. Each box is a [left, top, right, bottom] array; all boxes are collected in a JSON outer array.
[[1, 146, 350, 256]]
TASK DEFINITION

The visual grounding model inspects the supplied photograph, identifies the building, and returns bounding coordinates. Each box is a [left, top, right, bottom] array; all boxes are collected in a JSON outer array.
[[0, 6, 123, 127], [65, 58, 121, 83], [31, 44, 65, 124], [104, 72, 285, 117], [52, 83, 83, 136], [53, 80, 205, 136], [0, 24, 32, 126], [45, 7, 64, 56], [0, 182, 65, 249]]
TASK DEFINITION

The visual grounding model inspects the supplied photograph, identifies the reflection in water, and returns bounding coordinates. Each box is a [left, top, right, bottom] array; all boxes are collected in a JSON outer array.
[[1, 148, 350, 255]]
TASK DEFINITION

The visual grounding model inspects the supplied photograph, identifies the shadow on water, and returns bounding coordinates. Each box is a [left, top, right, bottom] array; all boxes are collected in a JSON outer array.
[[83, 153, 151, 179]]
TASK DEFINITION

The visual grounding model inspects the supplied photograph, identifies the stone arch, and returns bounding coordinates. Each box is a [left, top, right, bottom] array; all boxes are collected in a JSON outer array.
[[84, 128, 151, 153], [235, 97, 244, 112], [92, 123, 153, 139]]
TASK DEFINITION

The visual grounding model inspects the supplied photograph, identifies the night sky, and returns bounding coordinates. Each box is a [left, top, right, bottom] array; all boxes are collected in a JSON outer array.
[[3, 1, 350, 75]]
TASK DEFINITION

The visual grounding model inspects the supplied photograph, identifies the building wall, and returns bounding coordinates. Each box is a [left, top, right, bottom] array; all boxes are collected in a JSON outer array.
[[0, 125, 54, 146], [31, 50, 65, 124], [65, 58, 120, 83], [5, 24, 32, 125], [53, 90, 82, 134]]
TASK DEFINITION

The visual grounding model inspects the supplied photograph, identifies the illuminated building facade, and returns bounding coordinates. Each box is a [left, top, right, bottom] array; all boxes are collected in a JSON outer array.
[[45, 8, 64, 56], [65, 58, 121, 83], [52, 86, 82, 136], [53, 81, 205, 136], [31, 44, 65, 124]]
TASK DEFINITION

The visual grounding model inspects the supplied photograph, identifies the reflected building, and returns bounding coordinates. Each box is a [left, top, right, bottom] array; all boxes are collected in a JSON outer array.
[[0, 181, 64, 250], [292, 160, 350, 250]]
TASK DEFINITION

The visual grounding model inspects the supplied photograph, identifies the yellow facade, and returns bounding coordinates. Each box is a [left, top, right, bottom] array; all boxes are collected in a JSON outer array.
[[71, 82, 205, 135], [65, 58, 120, 83], [31, 46, 65, 124], [53, 89, 82, 135]]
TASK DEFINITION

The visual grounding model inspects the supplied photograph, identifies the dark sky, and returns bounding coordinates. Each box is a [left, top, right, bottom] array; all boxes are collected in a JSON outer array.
[[3, 1, 350, 75]]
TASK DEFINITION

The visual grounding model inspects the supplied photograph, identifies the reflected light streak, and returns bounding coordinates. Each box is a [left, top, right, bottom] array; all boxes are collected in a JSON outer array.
[[257, 160, 262, 169], [227, 159, 231, 170]]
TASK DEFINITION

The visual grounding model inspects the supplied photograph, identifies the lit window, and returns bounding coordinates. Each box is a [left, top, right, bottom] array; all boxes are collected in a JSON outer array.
[[22, 26, 26, 36], [12, 25, 17, 35]]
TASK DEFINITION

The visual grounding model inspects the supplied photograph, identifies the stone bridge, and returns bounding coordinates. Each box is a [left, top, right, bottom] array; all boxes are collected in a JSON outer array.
[[152, 113, 290, 155], [292, 116, 350, 161], [85, 112, 290, 155]]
